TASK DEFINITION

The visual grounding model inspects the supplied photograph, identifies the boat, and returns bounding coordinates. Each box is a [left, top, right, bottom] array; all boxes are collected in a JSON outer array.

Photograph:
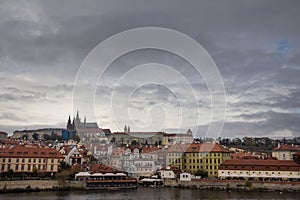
[[140, 176, 164, 188], [75, 171, 138, 190]]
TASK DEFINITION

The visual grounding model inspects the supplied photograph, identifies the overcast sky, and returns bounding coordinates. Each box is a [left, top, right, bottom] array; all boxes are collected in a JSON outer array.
[[0, 0, 300, 139]]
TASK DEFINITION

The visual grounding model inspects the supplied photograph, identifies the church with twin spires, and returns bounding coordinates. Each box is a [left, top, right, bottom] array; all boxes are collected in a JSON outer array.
[[66, 111, 109, 143]]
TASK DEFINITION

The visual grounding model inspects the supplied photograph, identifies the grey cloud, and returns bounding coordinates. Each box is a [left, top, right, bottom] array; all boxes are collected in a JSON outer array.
[[1, 0, 300, 137], [0, 112, 27, 122], [0, 87, 46, 102]]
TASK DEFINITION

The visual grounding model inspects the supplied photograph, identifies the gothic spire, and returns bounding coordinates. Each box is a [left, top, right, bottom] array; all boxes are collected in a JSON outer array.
[[67, 115, 71, 128]]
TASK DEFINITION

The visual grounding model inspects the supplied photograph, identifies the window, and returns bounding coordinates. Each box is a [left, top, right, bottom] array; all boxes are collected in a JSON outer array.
[[33, 159, 36, 163], [15, 164, 18, 171], [22, 159, 25, 162], [39, 159, 41, 163], [16, 158, 19, 162], [51, 159, 54, 163], [8, 158, 11, 163], [1, 165, 4, 170], [21, 165, 24, 170], [2, 158, 5, 162], [28, 165, 31, 170], [29, 159, 31, 163]]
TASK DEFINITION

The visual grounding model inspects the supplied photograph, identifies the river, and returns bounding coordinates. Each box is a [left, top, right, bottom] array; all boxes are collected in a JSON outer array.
[[0, 187, 298, 200]]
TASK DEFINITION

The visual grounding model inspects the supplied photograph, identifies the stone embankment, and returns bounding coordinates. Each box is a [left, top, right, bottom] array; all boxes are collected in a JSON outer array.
[[0, 180, 86, 192], [164, 179, 300, 192]]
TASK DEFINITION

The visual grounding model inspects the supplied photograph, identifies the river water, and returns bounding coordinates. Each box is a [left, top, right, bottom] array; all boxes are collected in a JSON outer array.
[[0, 187, 298, 200]]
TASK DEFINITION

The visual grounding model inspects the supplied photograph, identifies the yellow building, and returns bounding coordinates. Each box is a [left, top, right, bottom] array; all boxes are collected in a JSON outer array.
[[0, 145, 64, 175], [166, 144, 188, 170], [166, 142, 231, 177]]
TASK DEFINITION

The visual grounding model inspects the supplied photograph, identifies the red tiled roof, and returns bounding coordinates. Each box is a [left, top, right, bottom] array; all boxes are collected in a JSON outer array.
[[166, 144, 189, 153], [185, 143, 230, 153], [0, 145, 64, 159], [219, 159, 300, 171], [231, 153, 260, 160], [89, 163, 122, 173], [273, 144, 300, 151], [0, 131, 8, 135], [112, 131, 165, 135], [163, 133, 192, 137], [0, 139, 20, 145], [140, 146, 160, 153], [110, 147, 125, 156], [102, 129, 111, 134]]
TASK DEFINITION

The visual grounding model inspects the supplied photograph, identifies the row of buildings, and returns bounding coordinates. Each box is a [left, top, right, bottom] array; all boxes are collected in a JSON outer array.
[[1, 112, 300, 182], [1, 137, 300, 182], [10, 112, 194, 147]]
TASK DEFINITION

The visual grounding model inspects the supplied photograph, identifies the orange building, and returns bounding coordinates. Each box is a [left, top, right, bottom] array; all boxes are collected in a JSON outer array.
[[0, 145, 64, 175]]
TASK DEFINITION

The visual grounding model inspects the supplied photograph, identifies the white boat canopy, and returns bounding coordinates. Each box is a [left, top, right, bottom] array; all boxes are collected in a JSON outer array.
[[75, 172, 91, 179]]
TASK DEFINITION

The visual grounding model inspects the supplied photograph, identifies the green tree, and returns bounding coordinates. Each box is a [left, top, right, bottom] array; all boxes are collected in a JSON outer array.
[[7, 169, 14, 178], [194, 170, 208, 178], [32, 165, 38, 176], [43, 134, 51, 141], [55, 170, 72, 187], [59, 161, 70, 171], [32, 132, 39, 140]]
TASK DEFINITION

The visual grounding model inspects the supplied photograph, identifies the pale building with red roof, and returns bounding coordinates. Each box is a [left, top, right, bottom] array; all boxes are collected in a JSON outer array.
[[272, 144, 300, 160], [218, 158, 300, 181]]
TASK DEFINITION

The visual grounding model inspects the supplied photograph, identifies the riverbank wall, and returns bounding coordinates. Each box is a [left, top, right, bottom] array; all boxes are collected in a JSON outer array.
[[1, 179, 300, 193], [164, 179, 300, 192], [0, 180, 86, 192]]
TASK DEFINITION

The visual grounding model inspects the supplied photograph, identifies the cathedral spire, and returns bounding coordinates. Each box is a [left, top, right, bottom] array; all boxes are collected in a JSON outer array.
[[76, 111, 80, 120], [67, 115, 71, 129]]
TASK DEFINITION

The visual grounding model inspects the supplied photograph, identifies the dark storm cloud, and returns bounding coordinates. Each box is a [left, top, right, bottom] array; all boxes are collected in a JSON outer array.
[[226, 111, 300, 137]]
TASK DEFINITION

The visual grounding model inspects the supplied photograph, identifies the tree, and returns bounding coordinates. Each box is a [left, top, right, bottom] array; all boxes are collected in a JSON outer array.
[[110, 137, 116, 144], [55, 170, 72, 187], [32, 132, 39, 140], [32, 165, 38, 176], [59, 161, 70, 171], [194, 170, 208, 178], [7, 169, 14, 178], [22, 134, 28, 140], [43, 134, 51, 141]]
